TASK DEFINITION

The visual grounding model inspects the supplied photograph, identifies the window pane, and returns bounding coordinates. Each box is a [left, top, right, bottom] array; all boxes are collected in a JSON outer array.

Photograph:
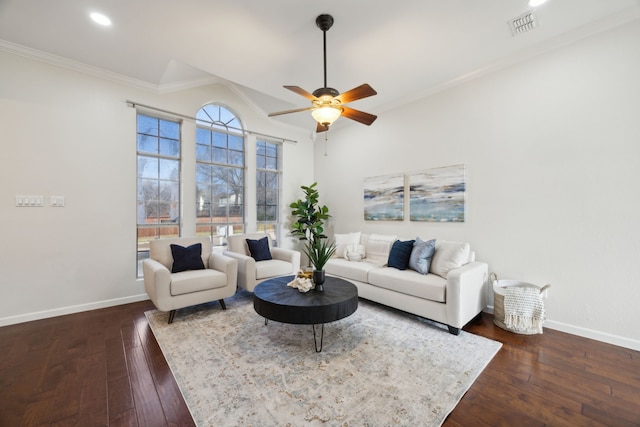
[[257, 188, 266, 205], [229, 168, 243, 187], [159, 120, 179, 139], [159, 138, 179, 157], [266, 143, 277, 157], [213, 147, 227, 163], [196, 128, 210, 144], [137, 134, 158, 153], [257, 171, 265, 187], [138, 156, 158, 179], [265, 156, 277, 170], [229, 134, 243, 151], [212, 132, 226, 148], [266, 189, 278, 205], [264, 205, 277, 222], [137, 115, 158, 135], [196, 164, 211, 183], [220, 108, 235, 126], [229, 150, 243, 166], [257, 141, 266, 156], [159, 158, 179, 180], [256, 155, 266, 169], [211, 166, 228, 185], [196, 144, 211, 162], [265, 172, 278, 188]]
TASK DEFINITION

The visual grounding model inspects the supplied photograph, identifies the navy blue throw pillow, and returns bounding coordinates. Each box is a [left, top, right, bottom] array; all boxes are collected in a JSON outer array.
[[246, 237, 272, 261], [170, 243, 205, 273], [387, 239, 415, 270]]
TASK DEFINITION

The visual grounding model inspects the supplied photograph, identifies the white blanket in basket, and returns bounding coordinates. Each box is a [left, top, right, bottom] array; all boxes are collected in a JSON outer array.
[[503, 286, 545, 334]]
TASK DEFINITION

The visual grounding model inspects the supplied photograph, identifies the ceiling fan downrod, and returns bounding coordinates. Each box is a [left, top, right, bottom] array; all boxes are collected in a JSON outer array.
[[313, 14, 338, 98]]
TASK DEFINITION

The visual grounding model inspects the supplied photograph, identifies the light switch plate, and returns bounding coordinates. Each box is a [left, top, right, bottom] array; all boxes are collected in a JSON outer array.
[[16, 195, 44, 207], [50, 196, 65, 207]]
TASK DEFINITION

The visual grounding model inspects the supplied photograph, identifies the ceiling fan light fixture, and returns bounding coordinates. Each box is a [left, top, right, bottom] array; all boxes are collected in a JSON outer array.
[[312, 105, 342, 126]]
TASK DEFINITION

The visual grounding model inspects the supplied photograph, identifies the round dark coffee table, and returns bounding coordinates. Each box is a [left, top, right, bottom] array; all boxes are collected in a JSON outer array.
[[253, 275, 358, 352]]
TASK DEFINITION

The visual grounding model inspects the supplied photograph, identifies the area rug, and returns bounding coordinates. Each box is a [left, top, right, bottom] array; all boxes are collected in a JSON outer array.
[[146, 291, 501, 426]]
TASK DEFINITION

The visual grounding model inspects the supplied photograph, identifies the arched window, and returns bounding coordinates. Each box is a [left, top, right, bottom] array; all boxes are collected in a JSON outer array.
[[195, 104, 245, 245]]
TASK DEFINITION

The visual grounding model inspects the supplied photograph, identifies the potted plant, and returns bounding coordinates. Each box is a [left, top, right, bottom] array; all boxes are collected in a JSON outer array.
[[289, 182, 330, 244], [290, 182, 336, 290], [302, 238, 336, 291]]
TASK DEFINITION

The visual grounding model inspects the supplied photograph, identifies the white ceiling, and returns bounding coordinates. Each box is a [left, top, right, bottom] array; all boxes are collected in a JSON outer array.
[[1, 0, 639, 131]]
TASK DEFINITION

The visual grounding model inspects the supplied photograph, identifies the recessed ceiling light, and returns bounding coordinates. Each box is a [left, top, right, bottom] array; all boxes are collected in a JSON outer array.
[[90, 12, 112, 26], [528, 0, 548, 7]]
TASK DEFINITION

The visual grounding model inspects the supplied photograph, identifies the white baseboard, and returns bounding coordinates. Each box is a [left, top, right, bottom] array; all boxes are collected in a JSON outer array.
[[0, 294, 150, 327], [483, 306, 640, 352]]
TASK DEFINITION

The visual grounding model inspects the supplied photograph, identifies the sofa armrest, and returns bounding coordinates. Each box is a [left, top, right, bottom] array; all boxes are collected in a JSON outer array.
[[271, 247, 301, 273], [223, 250, 256, 290], [142, 258, 172, 309], [209, 253, 238, 289], [445, 261, 489, 329]]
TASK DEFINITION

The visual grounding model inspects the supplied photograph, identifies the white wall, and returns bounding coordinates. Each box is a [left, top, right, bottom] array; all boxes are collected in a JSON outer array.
[[315, 20, 640, 350], [0, 51, 313, 324]]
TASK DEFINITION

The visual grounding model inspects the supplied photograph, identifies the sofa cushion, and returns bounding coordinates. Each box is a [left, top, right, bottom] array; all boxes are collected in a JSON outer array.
[[325, 258, 379, 283], [334, 232, 361, 258], [246, 237, 272, 261], [430, 241, 471, 278], [170, 269, 227, 295], [255, 259, 293, 280], [170, 243, 206, 273], [368, 268, 446, 303], [365, 234, 397, 266], [387, 239, 415, 270], [409, 237, 436, 275]]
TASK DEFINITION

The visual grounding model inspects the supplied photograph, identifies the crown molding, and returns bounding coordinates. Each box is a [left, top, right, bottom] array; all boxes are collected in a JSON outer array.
[[0, 39, 158, 91]]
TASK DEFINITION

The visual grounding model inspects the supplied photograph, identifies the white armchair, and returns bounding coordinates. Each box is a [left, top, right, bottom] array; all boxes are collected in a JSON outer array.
[[143, 237, 237, 323], [224, 233, 300, 292]]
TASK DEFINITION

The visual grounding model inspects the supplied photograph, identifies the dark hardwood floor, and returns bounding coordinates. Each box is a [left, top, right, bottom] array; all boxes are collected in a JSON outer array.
[[1, 300, 638, 426]]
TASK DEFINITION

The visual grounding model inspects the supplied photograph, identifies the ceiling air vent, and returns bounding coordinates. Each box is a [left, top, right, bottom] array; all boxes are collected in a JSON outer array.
[[509, 10, 537, 35]]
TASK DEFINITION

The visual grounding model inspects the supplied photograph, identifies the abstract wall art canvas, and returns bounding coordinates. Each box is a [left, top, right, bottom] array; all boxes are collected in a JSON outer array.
[[364, 173, 405, 221], [409, 164, 465, 222]]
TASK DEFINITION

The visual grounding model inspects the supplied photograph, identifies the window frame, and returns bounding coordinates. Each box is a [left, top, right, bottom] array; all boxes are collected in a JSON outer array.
[[256, 139, 282, 246], [195, 104, 245, 246], [136, 113, 182, 277]]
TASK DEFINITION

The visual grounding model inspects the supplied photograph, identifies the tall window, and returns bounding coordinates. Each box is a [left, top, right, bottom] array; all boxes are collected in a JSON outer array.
[[136, 113, 181, 276], [256, 140, 281, 245], [195, 104, 245, 246]]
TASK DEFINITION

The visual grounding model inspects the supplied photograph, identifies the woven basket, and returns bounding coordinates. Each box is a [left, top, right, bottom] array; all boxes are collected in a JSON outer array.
[[492, 273, 550, 335]]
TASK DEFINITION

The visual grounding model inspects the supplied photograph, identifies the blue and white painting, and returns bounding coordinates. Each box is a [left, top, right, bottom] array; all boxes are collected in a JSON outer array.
[[364, 173, 405, 221], [409, 165, 465, 222]]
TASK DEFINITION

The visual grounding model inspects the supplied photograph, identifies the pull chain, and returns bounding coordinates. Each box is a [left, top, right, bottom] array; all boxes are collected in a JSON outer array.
[[324, 129, 329, 156]]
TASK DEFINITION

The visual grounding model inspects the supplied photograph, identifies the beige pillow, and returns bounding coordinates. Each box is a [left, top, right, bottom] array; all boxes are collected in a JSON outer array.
[[430, 241, 471, 278], [334, 232, 361, 258], [365, 234, 397, 266]]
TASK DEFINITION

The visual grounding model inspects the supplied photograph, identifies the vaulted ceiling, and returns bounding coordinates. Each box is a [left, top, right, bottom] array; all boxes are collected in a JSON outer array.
[[1, 0, 639, 131]]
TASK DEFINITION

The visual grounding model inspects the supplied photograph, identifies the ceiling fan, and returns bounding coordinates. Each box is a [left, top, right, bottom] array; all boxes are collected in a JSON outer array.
[[268, 14, 378, 133]]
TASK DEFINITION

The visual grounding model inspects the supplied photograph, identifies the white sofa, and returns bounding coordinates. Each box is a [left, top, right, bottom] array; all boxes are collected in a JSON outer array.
[[324, 232, 488, 335]]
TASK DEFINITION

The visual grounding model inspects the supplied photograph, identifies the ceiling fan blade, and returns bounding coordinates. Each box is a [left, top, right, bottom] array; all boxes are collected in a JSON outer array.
[[335, 84, 377, 104], [316, 122, 329, 133], [341, 106, 377, 126], [268, 107, 313, 117], [284, 86, 318, 101]]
